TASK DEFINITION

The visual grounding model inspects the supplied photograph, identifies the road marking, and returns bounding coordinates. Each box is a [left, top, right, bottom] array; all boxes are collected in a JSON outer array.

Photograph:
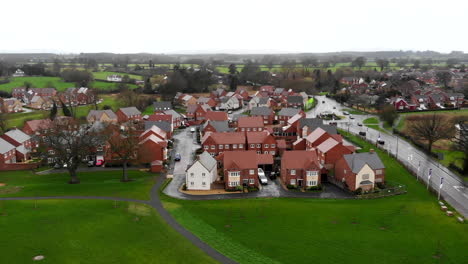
[[454, 186, 468, 199]]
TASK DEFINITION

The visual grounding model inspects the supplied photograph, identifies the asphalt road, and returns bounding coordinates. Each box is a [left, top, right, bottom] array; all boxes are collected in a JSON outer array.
[[309, 95, 468, 218]]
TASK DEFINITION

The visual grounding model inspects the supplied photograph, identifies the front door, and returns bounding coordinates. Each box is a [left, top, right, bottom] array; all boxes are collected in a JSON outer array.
[[243, 179, 248, 186], [297, 179, 303, 187]]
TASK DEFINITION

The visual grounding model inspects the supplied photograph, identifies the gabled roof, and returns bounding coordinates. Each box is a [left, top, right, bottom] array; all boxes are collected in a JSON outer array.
[[250, 106, 273, 116], [163, 109, 182, 119], [305, 127, 328, 144], [23, 119, 53, 133], [197, 151, 217, 171], [343, 152, 385, 173], [258, 97, 270, 104], [203, 132, 246, 144], [317, 138, 340, 153], [223, 151, 258, 169], [139, 134, 167, 147], [246, 131, 270, 144], [281, 151, 320, 169], [205, 111, 228, 121], [197, 97, 212, 104], [299, 118, 337, 134], [237, 116, 264, 128], [278, 107, 301, 117], [119, 107, 141, 117], [144, 121, 172, 132], [141, 125, 167, 140], [287, 96, 304, 104], [153, 101, 172, 110], [0, 138, 15, 154], [87, 110, 117, 120], [287, 113, 303, 125], [274, 88, 285, 94], [4, 129, 31, 144], [203, 121, 231, 132]]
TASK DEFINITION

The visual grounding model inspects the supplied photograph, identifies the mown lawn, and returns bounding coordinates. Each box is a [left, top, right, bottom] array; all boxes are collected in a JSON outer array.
[[0, 170, 156, 200], [363, 117, 379, 124], [342, 108, 366, 115], [0, 76, 137, 93], [0, 200, 217, 264], [161, 131, 468, 264], [396, 109, 468, 132], [92, 71, 143, 81]]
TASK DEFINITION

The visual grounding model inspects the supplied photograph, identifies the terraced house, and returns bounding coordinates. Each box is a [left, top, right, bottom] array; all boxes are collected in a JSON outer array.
[[202, 132, 246, 156]]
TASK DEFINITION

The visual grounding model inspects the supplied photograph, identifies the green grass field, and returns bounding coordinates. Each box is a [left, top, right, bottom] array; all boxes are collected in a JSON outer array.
[[0, 77, 137, 93], [0, 170, 156, 200], [395, 109, 468, 132], [161, 131, 468, 264], [92, 71, 143, 81], [343, 108, 366, 115], [363, 117, 379, 124], [0, 199, 217, 264], [433, 149, 465, 169]]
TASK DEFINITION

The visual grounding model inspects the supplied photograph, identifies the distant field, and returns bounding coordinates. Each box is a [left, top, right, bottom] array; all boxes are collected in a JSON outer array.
[[92, 71, 143, 81], [0, 77, 137, 93]]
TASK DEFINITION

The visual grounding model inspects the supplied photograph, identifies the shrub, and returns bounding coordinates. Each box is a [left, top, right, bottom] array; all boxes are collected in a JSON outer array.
[[376, 182, 386, 189], [287, 184, 297, 189], [307, 185, 323, 191], [247, 186, 259, 192], [353, 187, 362, 195], [195, 148, 203, 154], [182, 183, 187, 191]]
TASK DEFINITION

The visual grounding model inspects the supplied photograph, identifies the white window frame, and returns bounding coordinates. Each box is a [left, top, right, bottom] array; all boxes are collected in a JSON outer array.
[[239, 144, 243, 148], [306, 171, 318, 177], [204, 145, 209, 150], [211, 145, 215, 149], [249, 169, 255, 175], [225, 144, 229, 149], [250, 144, 255, 148], [256, 144, 261, 148], [233, 144, 237, 149], [290, 179, 296, 185], [264, 144, 269, 148], [249, 179, 255, 184], [219, 144, 224, 149], [229, 171, 240, 177], [376, 170, 382, 175], [290, 169, 296, 175]]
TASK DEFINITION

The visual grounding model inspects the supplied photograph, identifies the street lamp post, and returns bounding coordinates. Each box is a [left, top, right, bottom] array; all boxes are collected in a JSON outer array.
[[417, 160, 421, 181], [427, 168, 432, 190], [438, 177, 444, 200]]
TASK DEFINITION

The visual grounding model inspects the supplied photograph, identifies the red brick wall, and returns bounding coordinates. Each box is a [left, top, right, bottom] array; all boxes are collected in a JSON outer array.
[[224, 168, 259, 189]]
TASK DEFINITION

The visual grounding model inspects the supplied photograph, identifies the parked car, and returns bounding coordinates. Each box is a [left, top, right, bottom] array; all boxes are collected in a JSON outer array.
[[175, 153, 181, 161], [343, 111, 349, 115], [87, 160, 94, 167], [190, 127, 196, 133], [359, 131, 366, 136], [268, 171, 278, 180], [322, 101, 325, 103], [333, 106, 336, 109], [357, 123, 362, 126], [378, 139, 385, 145], [349, 115, 355, 119], [228, 110, 233, 114], [258, 168, 268, 185]]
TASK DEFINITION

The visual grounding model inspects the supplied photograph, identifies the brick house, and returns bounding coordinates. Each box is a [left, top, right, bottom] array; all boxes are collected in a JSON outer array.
[[87, 110, 118, 124], [210, 88, 227, 99], [162, 109, 183, 128], [236, 116, 264, 132], [197, 97, 217, 108], [391, 97, 417, 111], [116, 107, 142, 123], [305, 127, 342, 150], [144, 121, 173, 138], [277, 108, 305, 124], [202, 132, 246, 156], [316, 138, 354, 170], [223, 151, 260, 189], [286, 96, 305, 108], [334, 151, 385, 191], [186, 104, 211, 121], [1, 129, 33, 161], [297, 118, 337, 138], [140, 125, 168, 141], [61, 87, 94, 105], [202, 121, 231, 135], [246, 131, 277, 155], [153, 101, 173, 112], [281, 151, 321, 188], [0, 98, 22, 113], [0, 138, 17, 166], [250, 107, 275, 125], [138, 134, 168, 165]]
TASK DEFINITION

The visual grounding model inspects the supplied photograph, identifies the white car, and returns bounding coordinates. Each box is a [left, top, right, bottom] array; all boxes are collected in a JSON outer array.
[[258, 168, 268, 185], [190, 127, 195, 133]]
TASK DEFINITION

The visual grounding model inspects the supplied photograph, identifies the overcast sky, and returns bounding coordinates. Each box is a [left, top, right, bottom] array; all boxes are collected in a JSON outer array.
[[1, 0, 466, 54]]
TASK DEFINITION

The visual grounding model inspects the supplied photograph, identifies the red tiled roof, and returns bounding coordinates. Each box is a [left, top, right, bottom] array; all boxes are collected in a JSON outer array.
[[223, 151, 258, 169], [331, 134, 343, 143], [237, 116, 264, 128], [146, 114, 172, 122], [317, 138, 339, 153], [205, 132, 246, 144], [23, 119, 52, 132], [257, 154, 273, 165], [205, 111, 228, 121], [277, 139, 287, 149], [246, 131, 269, 144], [305, 127, 327, 144], [281, 151, 320, 169]]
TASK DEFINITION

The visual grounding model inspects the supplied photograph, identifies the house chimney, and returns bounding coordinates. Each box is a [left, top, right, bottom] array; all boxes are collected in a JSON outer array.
[[370, 149, 375, 153]]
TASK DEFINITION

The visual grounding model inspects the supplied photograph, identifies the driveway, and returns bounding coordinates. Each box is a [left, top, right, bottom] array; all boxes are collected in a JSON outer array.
[[163, 128, 201, 199]]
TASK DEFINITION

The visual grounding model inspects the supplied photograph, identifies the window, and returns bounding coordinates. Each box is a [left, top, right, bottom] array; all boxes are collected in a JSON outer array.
[[271, 144, 275, 148], [219, 145, 223, 149], [225, 144, 229, 149], [47, 158, 54, 164], [264, 144, 269, 148], [211, 145, 215, 149], [190, 173, 194, 177], [247, 128, 251, 131], [290, 179, 296, 185], [48, 150, 55, 155], [204, 145, 209, 150], [264, 151, 268, 154], [249, 179, 255, 184], [344, 169, 347, 174], [239, 144, 243, 148], [256, 144, 261, 148], [249, 169, 255, 175], [241, 128, 245, 131], [362, 174, 370, 180], [229, 171, 240, 177], [229, 181, 240, 187], [306, 171, 318, 177], [270, 151, 275, 155], [308, 180, 317, 186], [253, 128, 257, 131], [250, 144, 255, 148], [97, 146, 103, 151], [257, 151, 261, 154], [190, 182, 194, 186], [290, 169, 296, 175], [376, 170, 382, 175], [202, 182, 206, 186], [233, 144, 237, 149], [202, 173, 206, 177]]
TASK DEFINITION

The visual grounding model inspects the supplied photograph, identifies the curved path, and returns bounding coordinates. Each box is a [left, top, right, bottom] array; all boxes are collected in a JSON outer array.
[[0, 177, 238, 264]]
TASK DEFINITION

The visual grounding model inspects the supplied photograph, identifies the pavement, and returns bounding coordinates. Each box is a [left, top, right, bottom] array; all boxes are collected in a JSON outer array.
[[309, 95, 468, 218]]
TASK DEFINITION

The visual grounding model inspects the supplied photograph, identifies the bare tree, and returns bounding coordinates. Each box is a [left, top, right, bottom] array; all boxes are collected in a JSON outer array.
[[409, 114, 453, 153], [104, 123, 139, 182], [42, 119, 104, 184], [453, 122, 468, 174]]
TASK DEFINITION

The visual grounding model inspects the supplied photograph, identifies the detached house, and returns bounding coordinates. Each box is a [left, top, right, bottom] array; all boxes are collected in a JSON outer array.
[[202, 121, 231, 135], [316, 138, 354, 170], [186, 151, 218, 190], [250, 107, 275, 125], [286, 96, 305, 108], [116, 107, 142, 123], [87, 110, 118, 124], [205, 111, 228, 122], [138, 134, 168, 172], [1, 129, 33, 161], [281, 151, 321, 188], [0, 138, 17, 167], [153, 101, 173, 112], [219, 96, 240, 110], [197, 97, 217, 108], [202, 132, 246, 156], [186, 104, 211, 121], [223, 151, 260, 189], [163, 109, 183, 128], [334, 151, 385, 191], [0, 98, 22, 113]]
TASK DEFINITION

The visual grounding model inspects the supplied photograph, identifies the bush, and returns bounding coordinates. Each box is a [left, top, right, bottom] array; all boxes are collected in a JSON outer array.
[[195, 148, 203, 154], [307, 185, 323, 191], [287, 184, 297, 189], [247, 186, 259, 192], [182, 183, 187, 191], [353, 187, 362, 195], [376, 182, 386, 189]]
